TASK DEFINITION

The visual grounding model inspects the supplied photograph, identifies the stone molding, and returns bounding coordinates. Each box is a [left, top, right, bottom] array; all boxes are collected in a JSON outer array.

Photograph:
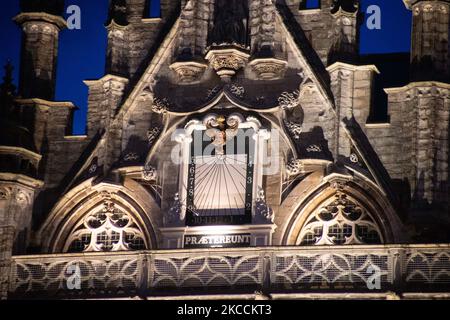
[[249, 57, 288, 80], [14, 12, 67, 30], [205, 47, 250, 81], [169, 60, 208, 83]]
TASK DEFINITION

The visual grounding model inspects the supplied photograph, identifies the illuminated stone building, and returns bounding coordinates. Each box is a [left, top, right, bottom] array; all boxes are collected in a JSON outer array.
[[0, 0, 449, 300]]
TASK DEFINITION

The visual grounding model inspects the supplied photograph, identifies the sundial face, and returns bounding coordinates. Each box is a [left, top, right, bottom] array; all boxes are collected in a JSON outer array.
[[186, 126, 255, 226]]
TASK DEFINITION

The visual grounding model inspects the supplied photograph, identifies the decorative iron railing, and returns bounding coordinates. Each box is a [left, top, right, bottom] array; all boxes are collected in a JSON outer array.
[[8, 245, 450, 299]]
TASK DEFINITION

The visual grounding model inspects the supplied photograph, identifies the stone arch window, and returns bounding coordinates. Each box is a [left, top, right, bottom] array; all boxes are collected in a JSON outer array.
[[299, 192, 383, 245], [64, 198, 147, 253]]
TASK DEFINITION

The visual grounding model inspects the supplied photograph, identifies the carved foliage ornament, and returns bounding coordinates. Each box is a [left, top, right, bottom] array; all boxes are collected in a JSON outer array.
[[286, 159, 304, 177], [152, 98, 170, 114], [299, 192, 383, 246], [254, 188, 274, 224], [147, 127, 161, 145], [284, 120, 302, 140], [279, 91, 300, 110]]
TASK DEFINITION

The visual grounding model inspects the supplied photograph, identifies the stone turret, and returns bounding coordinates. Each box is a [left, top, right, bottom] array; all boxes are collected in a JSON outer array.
[[404, 0, 450, 81], [0, 62, 44, 300], [328, 0, 360, 64], [14, 0, 66, 100]]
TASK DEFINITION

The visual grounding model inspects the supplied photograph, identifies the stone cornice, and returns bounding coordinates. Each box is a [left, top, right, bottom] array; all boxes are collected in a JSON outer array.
[[83, 74, 129, 87], [326, 62, 380, 74], [0, 173, 44, 189], [0, 146, 42, 163], [384, 81, 450, 94], [403, 0, 450, 10], [14, 12, 67, 30], [15, 98, 77, 109]]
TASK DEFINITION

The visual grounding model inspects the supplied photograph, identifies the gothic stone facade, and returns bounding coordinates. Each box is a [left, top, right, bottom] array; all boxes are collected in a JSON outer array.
[[0, 0, 449, 299]]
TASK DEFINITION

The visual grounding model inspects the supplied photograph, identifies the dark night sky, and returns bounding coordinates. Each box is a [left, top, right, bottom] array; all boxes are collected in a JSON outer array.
[[0, 0, 412, 134]]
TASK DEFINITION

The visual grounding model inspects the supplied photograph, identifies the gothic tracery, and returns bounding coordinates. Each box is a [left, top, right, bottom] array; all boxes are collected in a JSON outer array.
[[299, 192, 383, 245]]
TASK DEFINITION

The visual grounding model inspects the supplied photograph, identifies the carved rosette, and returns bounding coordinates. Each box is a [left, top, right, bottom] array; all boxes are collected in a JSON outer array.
[[205, 47, 250, 81], [169, 61, 208, 83], [249, 57, 288, 80]]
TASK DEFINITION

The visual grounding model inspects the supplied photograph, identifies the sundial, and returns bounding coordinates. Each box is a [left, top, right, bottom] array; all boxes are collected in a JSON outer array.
[[185, 115, 254, 225]]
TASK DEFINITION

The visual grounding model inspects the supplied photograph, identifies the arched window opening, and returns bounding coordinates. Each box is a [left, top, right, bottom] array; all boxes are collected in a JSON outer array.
[[65, 199, 147, 253], [299, 192, 383, 245]]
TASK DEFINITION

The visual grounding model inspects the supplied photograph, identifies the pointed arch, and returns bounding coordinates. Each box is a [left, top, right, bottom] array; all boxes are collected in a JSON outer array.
[[38, 178, 162, 253], [281, 173, 406, 245]]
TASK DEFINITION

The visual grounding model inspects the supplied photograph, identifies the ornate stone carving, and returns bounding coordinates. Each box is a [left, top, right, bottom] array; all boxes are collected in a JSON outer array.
[[88, 162, 98, 174], [278, 91, 300, 110], [142, 164, 157, 182], [284, 120, 302, 140], [286, 159, 304, 176], [254, 188, 274, 224], [166, 193, 184, 225], [146, 127, 161, 147], [204, 114, 241, 155], [15, 190, 30, 208], [299, 192, 383, 245], [124, 152, 139, 162], [152, 98, 170, 114], [330, 180, 347, 191], [65, 200, 146, 252], [229, 84, 245, 98], [0, 187, 11, 201], [205, 48, 250, 81], [206, 85, 222, 100], [349, 153, 359, 163], [306, 145, 322, 153], [249, 58, 288, 80], [169, 61, 208, 83]]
